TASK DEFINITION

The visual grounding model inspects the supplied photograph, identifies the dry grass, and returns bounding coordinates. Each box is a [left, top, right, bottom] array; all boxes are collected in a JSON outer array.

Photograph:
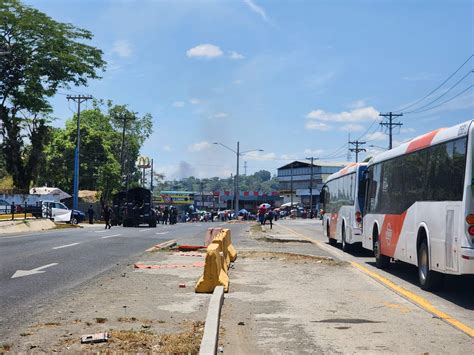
[[1, 343, 12, 352], [117, 317, 138, 323], [95, 317, 108, 324], [109, 329, 157, 352], [239, 251, 347, 266], [158, 321, 204, 354]]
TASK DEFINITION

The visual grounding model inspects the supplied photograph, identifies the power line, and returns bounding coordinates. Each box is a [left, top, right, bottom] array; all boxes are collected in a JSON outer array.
[[394, 54, 473, 113], [407, 85, 473, 115], [404, 70, 473, 114]]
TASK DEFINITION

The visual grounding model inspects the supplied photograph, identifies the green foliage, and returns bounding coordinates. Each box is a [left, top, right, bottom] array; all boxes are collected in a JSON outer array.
[[0, 0, 105, 189], [39, 103, 153, 202], [157, 170, 279, 194]]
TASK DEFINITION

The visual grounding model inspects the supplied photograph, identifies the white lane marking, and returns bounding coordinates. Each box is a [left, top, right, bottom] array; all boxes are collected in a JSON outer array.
[[156, 232, 169, 235], [11, 263, 58, 279], [52, 242, 80, 250], [139, 229, 151, 232], [101, 234, 122, 239], [94, 230, 109, 233]]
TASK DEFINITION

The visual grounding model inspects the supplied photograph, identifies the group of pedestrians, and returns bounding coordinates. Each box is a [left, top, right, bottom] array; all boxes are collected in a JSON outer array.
[[87, 204, 113, 229], [156, 206, 178, 225]]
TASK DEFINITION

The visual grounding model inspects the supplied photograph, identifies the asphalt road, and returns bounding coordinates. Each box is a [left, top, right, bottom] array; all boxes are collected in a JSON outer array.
[[0, 221, 245, 338]]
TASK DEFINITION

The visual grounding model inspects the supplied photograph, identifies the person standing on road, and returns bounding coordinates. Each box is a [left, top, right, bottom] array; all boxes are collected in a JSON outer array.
[[87, 204, 94, 224], [103, 205, 112, 229], [258, 205, 267, 225], [163, 206, 169, 225], [266, 209, 274, 229]]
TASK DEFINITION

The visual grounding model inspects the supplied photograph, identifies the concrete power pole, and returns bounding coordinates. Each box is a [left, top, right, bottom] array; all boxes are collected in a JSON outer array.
[[305, 157, 319, 214], [349, 140, 366, 163], [67, 95, 93, 211], [379, 112, 403, 149]]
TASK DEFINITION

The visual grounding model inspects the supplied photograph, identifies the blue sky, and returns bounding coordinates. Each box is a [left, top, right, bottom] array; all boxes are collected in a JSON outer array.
[[26, 0, 473, 179]]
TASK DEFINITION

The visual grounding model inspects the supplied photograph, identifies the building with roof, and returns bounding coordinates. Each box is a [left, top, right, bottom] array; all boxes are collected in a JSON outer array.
[[277, 160, 347, 210]]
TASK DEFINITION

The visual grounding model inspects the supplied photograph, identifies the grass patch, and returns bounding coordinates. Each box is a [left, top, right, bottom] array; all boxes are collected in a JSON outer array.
[[109, 329, 157, 352], [95, 317, 107, 324], [19, 332, 32, 337], [43, 322, 61, 327], [54, 223, 81, 229]]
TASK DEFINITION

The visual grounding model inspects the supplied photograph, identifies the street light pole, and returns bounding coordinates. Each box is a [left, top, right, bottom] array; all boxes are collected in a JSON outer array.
[[213, 142, 263, 219]]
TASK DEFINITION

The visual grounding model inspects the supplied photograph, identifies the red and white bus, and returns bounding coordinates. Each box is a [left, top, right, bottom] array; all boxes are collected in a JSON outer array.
[[362, 120, 474, 290], [321, 163, 368, 251]]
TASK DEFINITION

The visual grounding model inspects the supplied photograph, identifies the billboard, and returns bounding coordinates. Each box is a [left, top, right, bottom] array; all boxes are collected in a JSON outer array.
[[154, 191, 194, 205]]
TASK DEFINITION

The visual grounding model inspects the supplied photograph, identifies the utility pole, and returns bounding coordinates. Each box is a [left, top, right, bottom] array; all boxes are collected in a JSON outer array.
[[305, 157, 319, 215], [349, 140, 366, 163], [235, 141, 240, 218], [67, 95, 92, 211], [244, 161, 247, 176], [379, 112, 403, 149], [200, 181, 204, 210], [290, 162, 294, 207]]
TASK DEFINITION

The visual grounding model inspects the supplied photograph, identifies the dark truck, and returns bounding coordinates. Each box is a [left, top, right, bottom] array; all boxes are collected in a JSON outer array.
[[115, 188, 157, 227]]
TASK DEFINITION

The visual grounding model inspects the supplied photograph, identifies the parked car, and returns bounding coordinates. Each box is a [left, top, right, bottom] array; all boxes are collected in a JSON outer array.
[[41, 201, 85, 224]]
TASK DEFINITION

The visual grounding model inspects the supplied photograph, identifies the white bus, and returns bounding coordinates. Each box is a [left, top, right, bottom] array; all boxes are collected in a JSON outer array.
[[321, 163, 368, 252], [362, 120, 474, 290]]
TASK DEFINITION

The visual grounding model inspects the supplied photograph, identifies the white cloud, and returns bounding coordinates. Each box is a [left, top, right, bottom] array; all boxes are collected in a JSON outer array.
[[186, 44, 223, 58], [163, 145, 172, 152], [400, 127, 416, 134], [305, 121, 330, 131], [243, 0, 269, 22], [340, 124, 364, 132], [190, 98, 201, 105], [365, 131, 386, 141], [306, 106, 379, 122], [242, 151, 276, 161], [280, 154, 297, 160], [233, 79, 243, 85], [402, 72, 435, 81], [172, 101, 185, 108], [111, 40, 132, 58], [349, 99, 366, 109], [188, 141, 212, 152], [229, 51, 245, 60], [210, 112, 229, 119], [304, 149, 324, 156]]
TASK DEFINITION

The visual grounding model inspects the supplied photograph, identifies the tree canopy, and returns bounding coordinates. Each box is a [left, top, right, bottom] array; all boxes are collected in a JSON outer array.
[[0, 0, 106, 190]]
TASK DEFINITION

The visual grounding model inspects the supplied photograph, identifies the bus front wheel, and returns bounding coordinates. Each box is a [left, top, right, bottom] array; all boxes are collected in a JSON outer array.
[[418, 240, 443, 291], [342, 224, 351, 252]]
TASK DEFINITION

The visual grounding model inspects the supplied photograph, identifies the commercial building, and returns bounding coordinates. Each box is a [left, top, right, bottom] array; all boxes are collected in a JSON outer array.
[[277, 160, 347, 210]]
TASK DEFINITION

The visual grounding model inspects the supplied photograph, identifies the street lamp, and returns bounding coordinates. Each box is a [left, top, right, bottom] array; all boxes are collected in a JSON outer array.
[[368, 144, 387, 150], [213, 142, 263, 218]]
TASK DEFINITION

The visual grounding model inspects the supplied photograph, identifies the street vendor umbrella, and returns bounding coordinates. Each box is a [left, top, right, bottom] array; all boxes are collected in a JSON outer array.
[[258, 203, 271, 209]]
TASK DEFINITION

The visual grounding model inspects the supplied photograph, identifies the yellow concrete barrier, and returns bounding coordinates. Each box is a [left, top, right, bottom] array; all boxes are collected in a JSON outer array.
[[212, 233, 230, 271], [195, 243, 229, 293], [222, 229, 237, 262]]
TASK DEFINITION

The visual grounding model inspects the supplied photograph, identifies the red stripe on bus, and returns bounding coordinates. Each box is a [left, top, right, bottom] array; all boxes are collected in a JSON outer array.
[[406, 128, 444, 154], [379, 212, 407, 258]]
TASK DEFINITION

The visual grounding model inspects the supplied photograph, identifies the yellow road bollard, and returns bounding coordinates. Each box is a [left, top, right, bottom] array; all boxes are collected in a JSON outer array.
[[212, 233, 230, 271], [195, 243, 229, 293], [222, 229, 237, 262]]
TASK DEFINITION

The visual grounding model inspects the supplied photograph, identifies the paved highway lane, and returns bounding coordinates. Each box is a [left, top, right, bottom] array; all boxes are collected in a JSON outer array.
[[277, 219, 474, 337], [0, 221, 244, 338]]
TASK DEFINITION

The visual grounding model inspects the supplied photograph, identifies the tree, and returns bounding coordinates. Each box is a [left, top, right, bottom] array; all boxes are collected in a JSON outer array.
[[0, 0, 105, 189]]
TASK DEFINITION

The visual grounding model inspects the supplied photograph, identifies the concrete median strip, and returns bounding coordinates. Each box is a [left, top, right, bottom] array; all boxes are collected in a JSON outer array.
[[145, 239, 177, 252], [199, 286, 224, 355]]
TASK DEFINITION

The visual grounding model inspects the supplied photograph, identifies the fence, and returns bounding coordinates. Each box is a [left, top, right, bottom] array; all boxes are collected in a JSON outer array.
[[0, 202, 48, 222]]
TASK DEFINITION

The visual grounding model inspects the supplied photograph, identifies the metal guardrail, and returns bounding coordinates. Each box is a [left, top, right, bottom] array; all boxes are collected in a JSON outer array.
[[0, 202, 50, 221]]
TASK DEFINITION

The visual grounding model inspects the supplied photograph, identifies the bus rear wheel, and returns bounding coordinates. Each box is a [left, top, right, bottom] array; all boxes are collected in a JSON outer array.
[[418, 240, 443, 291], [341, 225, 351, 252], [374, 237, 390, 269]]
